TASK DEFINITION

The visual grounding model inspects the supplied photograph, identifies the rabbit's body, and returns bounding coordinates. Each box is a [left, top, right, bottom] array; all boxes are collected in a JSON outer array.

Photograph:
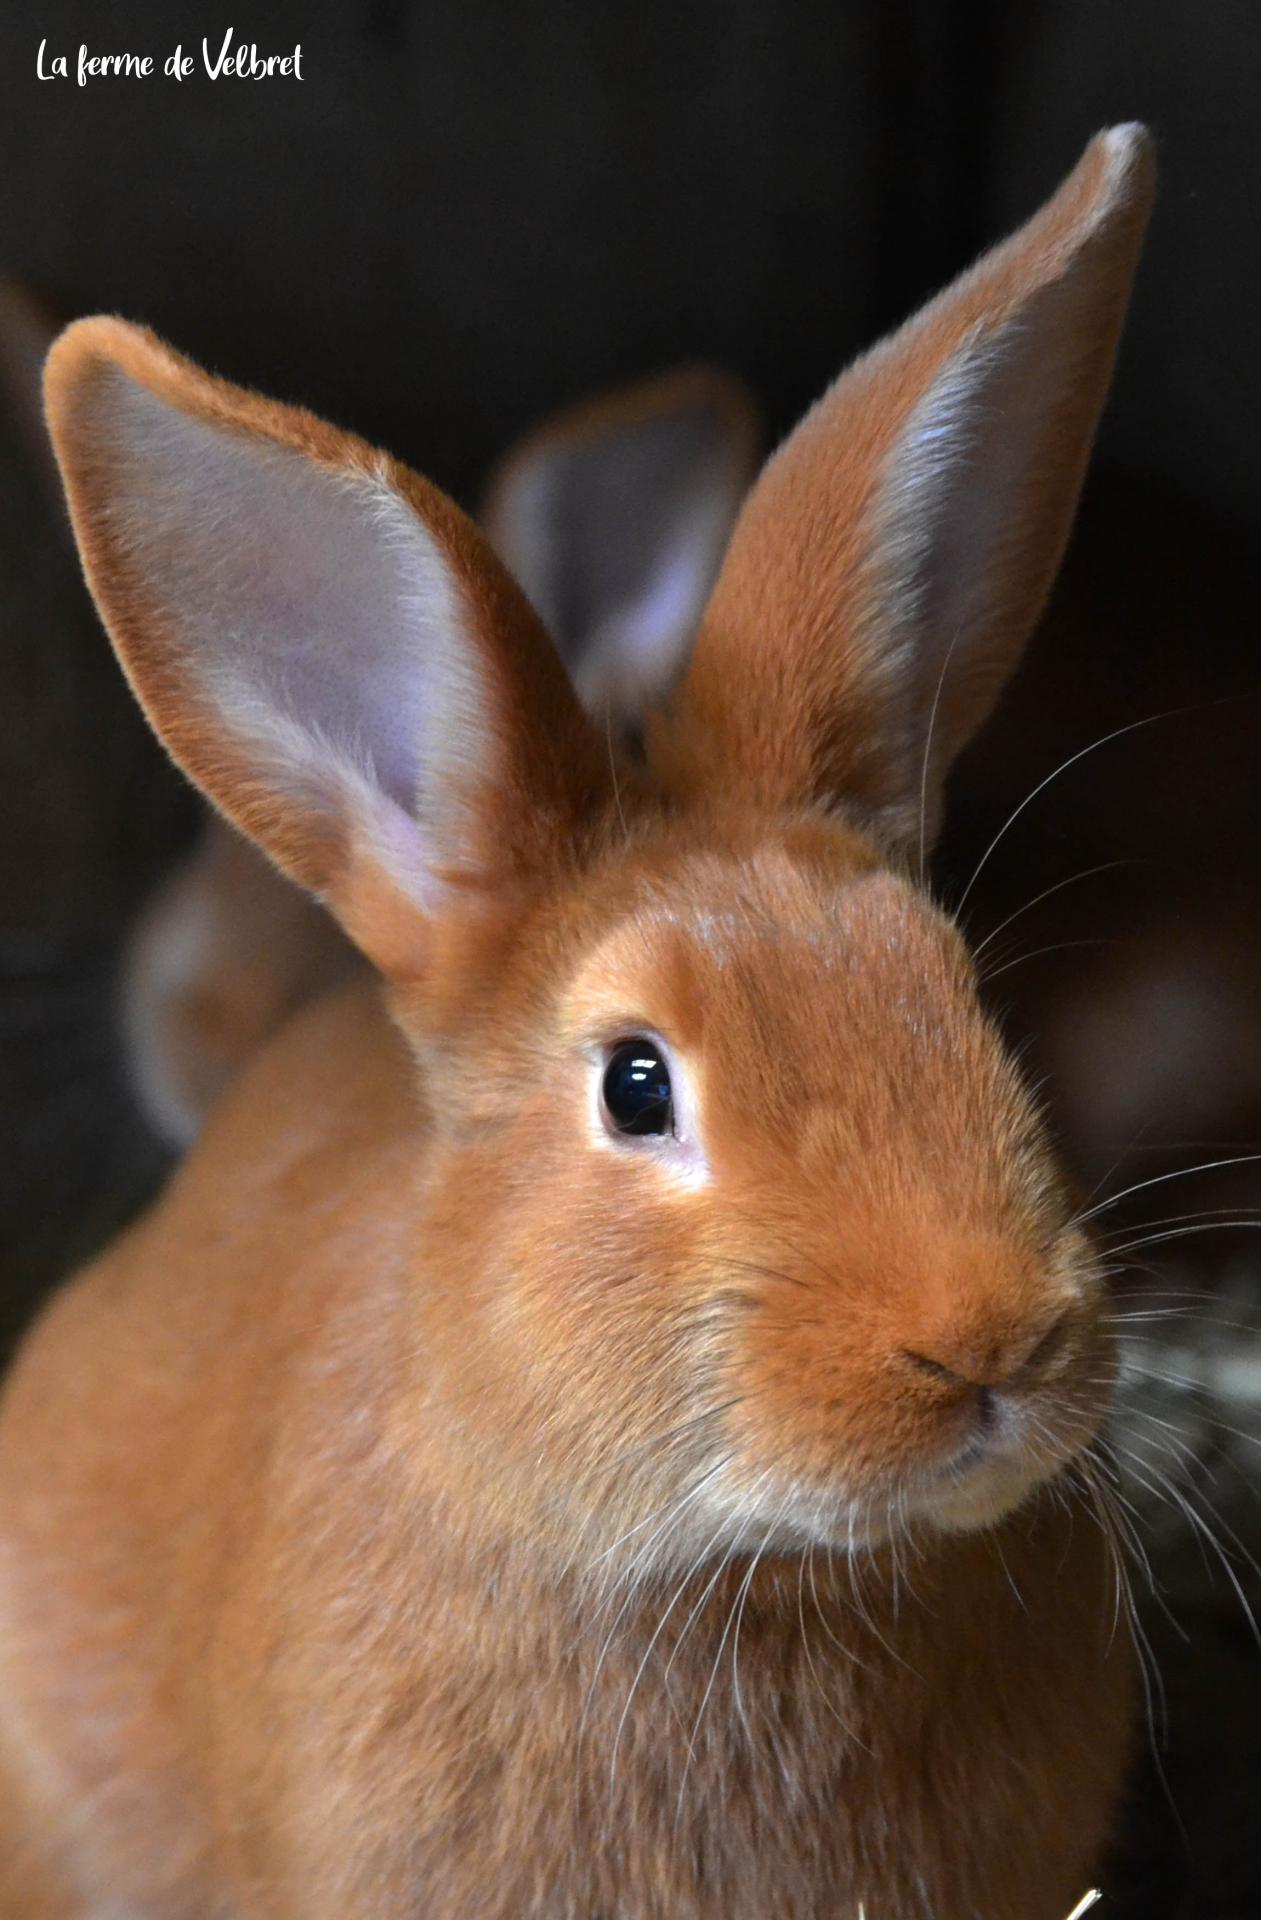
[[0, 977, 1127, 1920], [0, 129, 1155, 1916]]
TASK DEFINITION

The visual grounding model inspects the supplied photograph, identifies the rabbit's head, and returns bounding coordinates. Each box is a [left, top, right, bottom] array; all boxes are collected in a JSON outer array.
[[44, 129, 1153, 1572]]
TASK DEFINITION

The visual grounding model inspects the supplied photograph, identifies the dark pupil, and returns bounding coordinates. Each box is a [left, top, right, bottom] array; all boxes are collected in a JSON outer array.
[[603, 1040, 673, 1136]]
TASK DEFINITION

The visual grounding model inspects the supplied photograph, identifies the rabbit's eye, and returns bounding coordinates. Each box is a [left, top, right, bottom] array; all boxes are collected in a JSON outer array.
[[602, 1039, 674, 1137]]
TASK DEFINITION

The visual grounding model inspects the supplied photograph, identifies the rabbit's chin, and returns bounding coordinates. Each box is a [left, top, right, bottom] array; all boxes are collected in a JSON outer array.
[[912, 1455, 1060, 1536], [739, 1431, 1087, 1557], [796, 1461, 1059, 1553], [898, 1418, 1084, 1537]]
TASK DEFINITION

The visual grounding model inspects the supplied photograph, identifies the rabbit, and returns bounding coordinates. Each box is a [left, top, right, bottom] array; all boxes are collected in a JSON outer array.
[[123, 363, 758, 1149], [0, 126, 1153, 1919]]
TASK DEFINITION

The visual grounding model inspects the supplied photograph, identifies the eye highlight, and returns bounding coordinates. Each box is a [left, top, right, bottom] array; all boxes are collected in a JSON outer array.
[[601, 1038, 674, 1138]]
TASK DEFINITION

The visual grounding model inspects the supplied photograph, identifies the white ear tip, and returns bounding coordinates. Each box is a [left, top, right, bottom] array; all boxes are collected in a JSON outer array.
[[1098, 122, 1154, 176], [1102, 121, 1150, 151]]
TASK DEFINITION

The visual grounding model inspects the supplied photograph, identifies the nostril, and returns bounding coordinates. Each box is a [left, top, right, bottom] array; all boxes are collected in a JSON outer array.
[[904, 1350, 1002, 1435], [902, 1349, 967, 1389]]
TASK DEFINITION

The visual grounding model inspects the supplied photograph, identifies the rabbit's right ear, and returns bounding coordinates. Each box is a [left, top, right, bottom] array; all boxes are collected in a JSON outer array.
[[481, 368, 759, 725], [661, 126, 1156, 853], [44, 321, 612, 980]]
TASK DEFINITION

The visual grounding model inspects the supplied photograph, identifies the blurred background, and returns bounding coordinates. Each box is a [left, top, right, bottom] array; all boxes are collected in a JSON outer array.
[[1, 2, 1259, 1910]]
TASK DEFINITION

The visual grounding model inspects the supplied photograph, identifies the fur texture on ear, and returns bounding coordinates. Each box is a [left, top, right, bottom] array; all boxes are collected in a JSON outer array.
[[44, 319, 612, 978], [481, 367, 759, 726], [658, 126, 1156, 852]]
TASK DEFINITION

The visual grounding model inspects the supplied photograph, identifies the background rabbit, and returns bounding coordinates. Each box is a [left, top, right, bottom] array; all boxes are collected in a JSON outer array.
[[0, 128, 1152, 1918]]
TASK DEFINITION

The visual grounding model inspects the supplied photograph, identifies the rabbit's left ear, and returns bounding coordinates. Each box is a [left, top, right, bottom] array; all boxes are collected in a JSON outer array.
[[481, 367, 758, 727], [662, 125, 1156, 851], [44, 320, 613, 981]]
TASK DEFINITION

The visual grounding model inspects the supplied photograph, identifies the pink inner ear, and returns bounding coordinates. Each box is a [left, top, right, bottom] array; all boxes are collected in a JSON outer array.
[[99, 366, 460, 816], [871, 277, 1095, 776]]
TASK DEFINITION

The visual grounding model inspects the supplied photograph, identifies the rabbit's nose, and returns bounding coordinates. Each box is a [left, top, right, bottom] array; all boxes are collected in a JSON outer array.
[[901, 1310, 1071, 1397]]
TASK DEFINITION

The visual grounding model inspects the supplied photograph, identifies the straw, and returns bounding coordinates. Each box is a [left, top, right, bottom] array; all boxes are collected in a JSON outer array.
[[856, 1888, 1102, 1919]]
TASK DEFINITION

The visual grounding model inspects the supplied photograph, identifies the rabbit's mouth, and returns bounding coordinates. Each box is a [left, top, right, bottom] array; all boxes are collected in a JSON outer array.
[[885, 1361, 1109, 1535], [708, 1362, 1109, 1556]]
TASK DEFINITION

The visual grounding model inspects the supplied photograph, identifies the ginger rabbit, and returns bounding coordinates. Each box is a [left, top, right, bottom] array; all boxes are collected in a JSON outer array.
[[0, 126, 1152, 1918]]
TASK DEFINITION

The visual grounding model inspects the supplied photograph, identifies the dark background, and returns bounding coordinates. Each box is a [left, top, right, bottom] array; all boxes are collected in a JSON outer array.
[[1, 2, 1259, 1912], [4, 0, 1259, 520]]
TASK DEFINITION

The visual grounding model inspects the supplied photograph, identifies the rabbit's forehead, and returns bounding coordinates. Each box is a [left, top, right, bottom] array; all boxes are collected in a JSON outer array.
[[565, 854, 978, 1069]]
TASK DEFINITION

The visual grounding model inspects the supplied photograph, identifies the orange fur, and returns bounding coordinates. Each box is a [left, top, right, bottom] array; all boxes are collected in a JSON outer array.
[[0, 128, 1154, 1918]]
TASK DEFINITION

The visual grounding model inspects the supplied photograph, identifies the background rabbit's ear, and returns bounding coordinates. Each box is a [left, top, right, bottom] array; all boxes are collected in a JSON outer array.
[[661, 126, 1156, 852], [122, 817, 356, 1150], [481, 367, 759, 727], [45, 320, 612, 980]]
